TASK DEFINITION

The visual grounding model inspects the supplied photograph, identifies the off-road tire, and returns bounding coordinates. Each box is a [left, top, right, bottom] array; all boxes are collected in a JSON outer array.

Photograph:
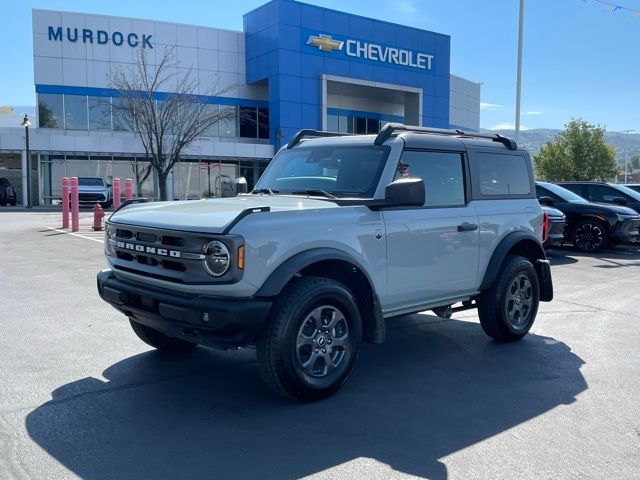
[[256, 276, 362, 401], [571, 219, 608, 253], [477, 255, 539, 341], [129, 319, 197, 351]]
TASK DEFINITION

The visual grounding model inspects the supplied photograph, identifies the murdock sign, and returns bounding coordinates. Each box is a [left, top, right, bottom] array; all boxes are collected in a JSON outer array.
[[48, 26, 153, 48]]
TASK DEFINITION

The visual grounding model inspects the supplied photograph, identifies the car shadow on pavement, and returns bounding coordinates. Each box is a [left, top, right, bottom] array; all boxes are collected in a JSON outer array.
[[25, 316, 586, 480]]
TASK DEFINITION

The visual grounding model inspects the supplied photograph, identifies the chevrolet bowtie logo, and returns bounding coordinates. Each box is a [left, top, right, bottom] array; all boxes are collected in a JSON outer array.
[[307, 34, 343, 52]]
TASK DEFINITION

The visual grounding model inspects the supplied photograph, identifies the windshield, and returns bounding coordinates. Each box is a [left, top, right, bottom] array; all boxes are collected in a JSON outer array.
[[612, 184, 640, 201], [539, 182, 588, 203], [78, 177, 105, 186], [254, 145, 390, 198]]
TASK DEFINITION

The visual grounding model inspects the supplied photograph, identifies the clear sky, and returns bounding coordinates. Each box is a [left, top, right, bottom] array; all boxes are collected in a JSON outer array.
[[1, 0, 638, 131]]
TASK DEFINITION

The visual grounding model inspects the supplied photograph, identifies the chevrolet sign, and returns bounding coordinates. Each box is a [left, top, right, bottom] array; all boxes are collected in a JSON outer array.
[[306, 33, 433, 71]]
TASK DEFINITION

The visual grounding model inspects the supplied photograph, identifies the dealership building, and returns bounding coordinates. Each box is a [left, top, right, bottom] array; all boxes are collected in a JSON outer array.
[[0, 0, 480, 205]]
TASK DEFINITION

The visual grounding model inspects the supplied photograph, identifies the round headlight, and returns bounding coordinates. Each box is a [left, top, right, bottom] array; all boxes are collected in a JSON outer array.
[[203, 241, 230, 277]]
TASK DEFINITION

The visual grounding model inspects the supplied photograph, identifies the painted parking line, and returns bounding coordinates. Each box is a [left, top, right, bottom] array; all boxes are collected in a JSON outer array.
[[45, 226, 104, 244]]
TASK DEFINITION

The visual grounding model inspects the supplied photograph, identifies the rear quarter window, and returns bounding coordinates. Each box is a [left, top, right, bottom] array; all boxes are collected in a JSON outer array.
[[475, 153, 532, 197]]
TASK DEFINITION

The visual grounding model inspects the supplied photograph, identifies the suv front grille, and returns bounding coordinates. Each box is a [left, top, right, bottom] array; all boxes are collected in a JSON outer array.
[[109, 226, 212, 283]]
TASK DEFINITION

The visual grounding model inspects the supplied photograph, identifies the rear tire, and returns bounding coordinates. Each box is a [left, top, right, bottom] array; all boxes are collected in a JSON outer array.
[[477, 255, 540, 341], [129, 319, 197, 351], [572, 219, 608, 253], [256, 276, 362, 401]]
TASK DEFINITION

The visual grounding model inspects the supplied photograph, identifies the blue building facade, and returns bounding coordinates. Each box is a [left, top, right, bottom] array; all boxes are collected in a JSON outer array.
[[244, 0, 452, 146]]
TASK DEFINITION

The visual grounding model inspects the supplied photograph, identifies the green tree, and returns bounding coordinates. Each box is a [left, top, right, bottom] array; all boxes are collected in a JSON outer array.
[[629, 154, 640, 171], [534, 118, 618, 181]]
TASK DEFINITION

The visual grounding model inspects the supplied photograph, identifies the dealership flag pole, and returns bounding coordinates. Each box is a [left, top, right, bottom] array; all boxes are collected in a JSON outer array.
[[515, 0, 525, 143]]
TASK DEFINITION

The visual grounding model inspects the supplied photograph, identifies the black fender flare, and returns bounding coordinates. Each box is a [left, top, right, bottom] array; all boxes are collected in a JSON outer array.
[[255, 248, 386, 344], [480, 231, 553, 301]]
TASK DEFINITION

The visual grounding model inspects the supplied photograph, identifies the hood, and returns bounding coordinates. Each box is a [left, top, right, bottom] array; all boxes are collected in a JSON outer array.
[[78, 185, 108, 192], [109, 195, 339, 234], [541, 206, 564, 218], [590, 202, 638, 216]]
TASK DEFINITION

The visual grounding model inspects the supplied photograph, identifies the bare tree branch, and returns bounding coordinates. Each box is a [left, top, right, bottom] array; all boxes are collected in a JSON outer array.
[[110, 46, 238, 200]]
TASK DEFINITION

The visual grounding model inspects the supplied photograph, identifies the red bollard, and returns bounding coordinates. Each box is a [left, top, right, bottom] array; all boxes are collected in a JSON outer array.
[[70, 177, 79, 232], [113, 178, 121, 210], [124, 178, 133, 201], [92, 204, 105, 231], [62, 177, 70, 229]]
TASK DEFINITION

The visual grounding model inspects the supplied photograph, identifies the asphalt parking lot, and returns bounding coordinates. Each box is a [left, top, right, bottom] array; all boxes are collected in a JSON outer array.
[[1, 211, 639, 480]]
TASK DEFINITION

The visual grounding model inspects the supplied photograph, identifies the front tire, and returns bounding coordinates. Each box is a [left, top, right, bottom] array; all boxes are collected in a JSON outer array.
[[572, 219, 608, 253], [129, 319, 197, 351], [477, 255, 540, 341], [256, 277, 362, 401]]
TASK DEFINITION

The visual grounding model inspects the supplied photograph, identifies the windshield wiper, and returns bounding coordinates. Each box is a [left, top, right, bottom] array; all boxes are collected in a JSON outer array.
[[291, 189, 337, 199], [251, 188, 279, 195]]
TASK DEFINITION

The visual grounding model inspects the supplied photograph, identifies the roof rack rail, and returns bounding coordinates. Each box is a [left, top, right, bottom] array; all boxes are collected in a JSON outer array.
[[374, 123, 518, 150], [286, 129, 353, 149]]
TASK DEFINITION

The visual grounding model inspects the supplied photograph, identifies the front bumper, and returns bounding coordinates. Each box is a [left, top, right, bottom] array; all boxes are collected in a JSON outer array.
[[611, 217, 640, 243], [97, 269, 272, 349]]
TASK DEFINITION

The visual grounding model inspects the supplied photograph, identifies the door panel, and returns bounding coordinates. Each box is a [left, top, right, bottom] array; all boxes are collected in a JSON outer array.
[[383, 206, 479, 309], [381, 150, 479, 311]]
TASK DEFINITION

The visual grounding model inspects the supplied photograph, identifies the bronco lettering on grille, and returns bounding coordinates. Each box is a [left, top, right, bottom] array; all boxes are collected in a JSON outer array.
[[115, 241, 181, 258]]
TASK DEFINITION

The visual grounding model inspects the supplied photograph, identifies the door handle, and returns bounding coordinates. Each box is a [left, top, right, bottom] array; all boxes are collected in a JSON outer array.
[[457, 222, 478, 232]]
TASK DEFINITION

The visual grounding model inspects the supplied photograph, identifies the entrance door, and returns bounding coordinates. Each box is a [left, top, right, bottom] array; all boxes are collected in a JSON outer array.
[[382, 150, 479, 311]]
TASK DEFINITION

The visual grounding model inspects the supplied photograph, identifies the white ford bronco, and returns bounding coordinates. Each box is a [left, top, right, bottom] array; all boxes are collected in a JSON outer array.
[[97, 123, 553, 401]]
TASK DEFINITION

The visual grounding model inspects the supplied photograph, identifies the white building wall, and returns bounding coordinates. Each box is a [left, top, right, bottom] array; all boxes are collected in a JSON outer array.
[[32, 10, 266, 100], [449, 74, 480, 131]]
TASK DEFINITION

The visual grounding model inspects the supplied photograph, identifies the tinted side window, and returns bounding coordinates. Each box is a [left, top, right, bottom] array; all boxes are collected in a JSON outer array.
[[588, 185, 628, 202], [563, 184, 585, 197], [477, 153, 531, 196], [395, 151, 465, 207], [536, 185, 563, 203]]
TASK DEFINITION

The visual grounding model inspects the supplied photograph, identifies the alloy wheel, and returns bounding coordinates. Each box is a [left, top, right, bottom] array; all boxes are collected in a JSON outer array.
[[295, 305, 350, 378]]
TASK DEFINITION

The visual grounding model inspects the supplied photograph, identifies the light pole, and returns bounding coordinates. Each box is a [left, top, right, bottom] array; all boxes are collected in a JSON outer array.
[[20, 113, 32, 208], [622, 129, 636, 183], [515, 0, 525, 143]]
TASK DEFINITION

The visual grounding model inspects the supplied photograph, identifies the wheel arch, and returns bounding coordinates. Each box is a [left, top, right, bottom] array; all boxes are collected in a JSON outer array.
[[573, 214, 613, 232], [480, 231, 552, 301], [256, 248, 385, 344]]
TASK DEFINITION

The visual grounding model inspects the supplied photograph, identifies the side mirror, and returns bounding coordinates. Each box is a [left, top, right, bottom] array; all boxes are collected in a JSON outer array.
[[385, 177, 425, 207], [234, 177, 248, 195], [612, 197, 627, 206], [538, 196, 555, 206]]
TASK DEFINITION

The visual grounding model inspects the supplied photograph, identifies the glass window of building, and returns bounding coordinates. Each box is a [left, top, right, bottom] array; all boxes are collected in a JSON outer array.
[[64, 94, 88, 130], [88, 96, 111, 131], [112, 98, 133, 132], [203, 104, 219, 137], [239, 107, 258, 138], [355, 117, 367, 134], [258, 107, 269, 139], [327, 114, 339, 132], [219, 106, 237, 137], [367, 118, 380, 134], [38, 94, 64, 128]]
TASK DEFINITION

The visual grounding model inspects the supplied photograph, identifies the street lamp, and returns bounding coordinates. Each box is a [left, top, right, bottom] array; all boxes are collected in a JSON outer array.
[[514, 0, 525, 143], [622, 129, 635, 184], [20, 113, 32, 208]]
